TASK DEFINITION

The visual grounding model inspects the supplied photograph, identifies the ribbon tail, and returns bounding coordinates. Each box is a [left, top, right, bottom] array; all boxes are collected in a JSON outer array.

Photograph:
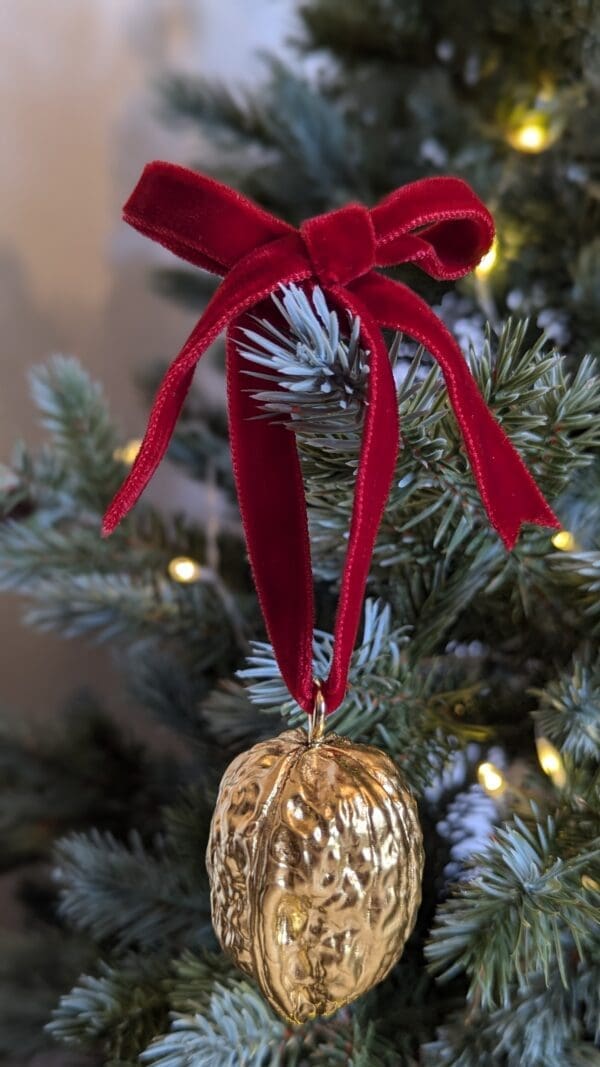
[[321, 287, 400, 713], [227, 306, 315, 712], [351, 273, 560, 549], [103, 308, 232, 535], [226, 282, 399, 715], [102, 239, 311, 535]]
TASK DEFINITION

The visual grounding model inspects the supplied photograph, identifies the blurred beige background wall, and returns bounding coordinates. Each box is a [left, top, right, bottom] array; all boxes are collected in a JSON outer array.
[[0, 0, 294, 720]]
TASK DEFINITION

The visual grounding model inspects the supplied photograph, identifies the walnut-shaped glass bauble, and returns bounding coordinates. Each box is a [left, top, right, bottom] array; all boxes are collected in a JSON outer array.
[[206, 695, 424, 1024]]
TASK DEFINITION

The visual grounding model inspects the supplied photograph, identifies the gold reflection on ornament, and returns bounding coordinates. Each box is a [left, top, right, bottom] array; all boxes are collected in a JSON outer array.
[[206, 725, 423, 1024], [276, 894, 309, 944]]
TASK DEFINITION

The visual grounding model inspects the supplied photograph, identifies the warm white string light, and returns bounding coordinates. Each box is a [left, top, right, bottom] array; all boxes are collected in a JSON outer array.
[[551, 530, 577, 552], [507, 113, 554, 153], [477, 761, 506, 796], [168, 556, 203, 583], [113, 438, 143, 466], [475, 237, 499, 277], [535, 736, 566, 789]]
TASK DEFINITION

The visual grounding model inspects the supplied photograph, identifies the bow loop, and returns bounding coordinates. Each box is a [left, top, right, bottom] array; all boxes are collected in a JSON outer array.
[[300, 204, 376, 286], [123, 160, 294, 274], [372, 175, 494, 280]]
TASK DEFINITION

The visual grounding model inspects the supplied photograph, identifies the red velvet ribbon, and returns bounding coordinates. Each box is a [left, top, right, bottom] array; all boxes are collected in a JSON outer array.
[[103, 161, 559, 714]]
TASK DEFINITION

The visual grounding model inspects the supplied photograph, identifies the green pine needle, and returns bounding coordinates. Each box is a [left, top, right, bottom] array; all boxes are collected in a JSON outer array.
[[426, 812, 600, 1010]]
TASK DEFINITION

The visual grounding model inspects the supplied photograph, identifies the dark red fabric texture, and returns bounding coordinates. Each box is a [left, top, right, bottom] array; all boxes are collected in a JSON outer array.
[[102, 161, 559, 713]]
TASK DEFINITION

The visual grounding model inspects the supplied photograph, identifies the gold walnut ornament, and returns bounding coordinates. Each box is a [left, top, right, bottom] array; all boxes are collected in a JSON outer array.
[[206, 691, 424, 1024]]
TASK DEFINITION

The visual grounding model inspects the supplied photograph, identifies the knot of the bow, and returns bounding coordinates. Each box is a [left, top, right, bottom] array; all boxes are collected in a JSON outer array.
[[300, 204, 376, 286]]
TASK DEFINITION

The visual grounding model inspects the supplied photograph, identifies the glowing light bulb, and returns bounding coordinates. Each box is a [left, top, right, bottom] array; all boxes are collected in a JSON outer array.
[[510, 121, 549, 152], [113, 438, 143, 466], [477, 761, 506, 796], [551, 530, 577, 552], [581, 874, 600, 892], [535, 737, 566, 789], [475, 238, 498, 277], [168, 556, 202, 583]]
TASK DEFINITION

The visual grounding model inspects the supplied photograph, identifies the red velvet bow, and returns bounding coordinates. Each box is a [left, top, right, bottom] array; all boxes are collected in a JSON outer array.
[[103, 161, 558, 714]]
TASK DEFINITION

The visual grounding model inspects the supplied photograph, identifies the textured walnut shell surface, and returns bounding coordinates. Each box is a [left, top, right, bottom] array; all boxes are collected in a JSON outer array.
[[206, 728, 424, 1024]]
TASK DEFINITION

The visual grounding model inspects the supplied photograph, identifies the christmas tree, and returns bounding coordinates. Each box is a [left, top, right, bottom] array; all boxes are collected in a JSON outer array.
[[2, 3, 600, 1064]]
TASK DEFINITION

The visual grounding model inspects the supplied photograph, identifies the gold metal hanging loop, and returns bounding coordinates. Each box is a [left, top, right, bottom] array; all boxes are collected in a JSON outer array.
[[308, 679, 326, 745]]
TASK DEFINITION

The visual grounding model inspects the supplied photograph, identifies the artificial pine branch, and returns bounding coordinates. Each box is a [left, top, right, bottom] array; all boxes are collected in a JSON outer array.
[[28, 356, 124, 512], [0, 930, 94, 1061], [160, 59, 364, 220], [0, 356, 254, 669], [141, 976, 404, 1067], [241, 288, 600, 582], [239, 284, 370, 444], [47, 954, 172, 1062], [532, 652, 600, 762], [424, 960, 600, 1066], [426, 812, 600, 1009], [0, 695, 173, 869], [54, 830, 212, 953], [141, 980, 287, 1067], [237, 284, 600, 681]]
